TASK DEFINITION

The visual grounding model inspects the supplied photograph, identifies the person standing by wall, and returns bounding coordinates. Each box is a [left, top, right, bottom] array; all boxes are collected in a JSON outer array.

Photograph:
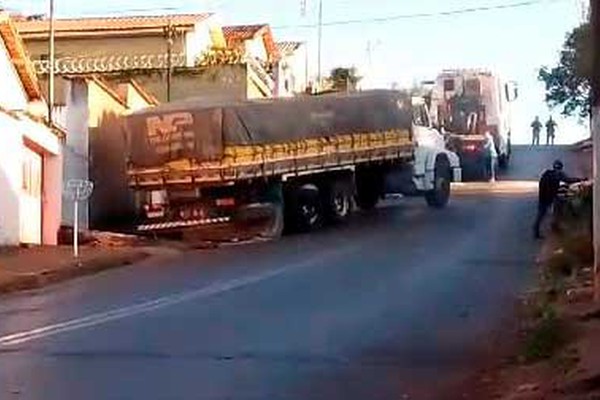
[[533, 160, 580, 239], [546, 116, 558, 145], [531, 116, 542, 145]]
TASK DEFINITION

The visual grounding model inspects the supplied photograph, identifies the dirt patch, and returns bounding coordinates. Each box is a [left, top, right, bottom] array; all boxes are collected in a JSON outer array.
[[0, 245, 150, 296], [458, 225, 599, 399]]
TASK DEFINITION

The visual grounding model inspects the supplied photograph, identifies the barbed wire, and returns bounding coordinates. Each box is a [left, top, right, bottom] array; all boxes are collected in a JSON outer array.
[[33, 53, 187, 74]]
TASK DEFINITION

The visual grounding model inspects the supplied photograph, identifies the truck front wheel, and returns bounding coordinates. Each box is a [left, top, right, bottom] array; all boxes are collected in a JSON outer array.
[[426, 158, 451, 208]]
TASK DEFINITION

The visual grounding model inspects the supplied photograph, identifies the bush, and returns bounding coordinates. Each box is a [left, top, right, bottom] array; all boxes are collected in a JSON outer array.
[[523, 304, 567, 362]]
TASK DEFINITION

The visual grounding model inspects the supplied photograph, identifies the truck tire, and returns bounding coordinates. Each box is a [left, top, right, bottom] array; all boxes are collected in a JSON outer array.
[[426, 157, 451, 208], [323, 179, 352, 223], [285, 184, 323, 232], [355, 168, 383, 211]]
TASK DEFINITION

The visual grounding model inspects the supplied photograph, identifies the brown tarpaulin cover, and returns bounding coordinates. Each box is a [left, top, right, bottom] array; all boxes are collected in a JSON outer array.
[[123, 90, 412, 167]]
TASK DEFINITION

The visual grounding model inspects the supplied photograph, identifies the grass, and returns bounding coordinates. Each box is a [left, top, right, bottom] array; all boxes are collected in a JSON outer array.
[[522, 303, 568, 363]]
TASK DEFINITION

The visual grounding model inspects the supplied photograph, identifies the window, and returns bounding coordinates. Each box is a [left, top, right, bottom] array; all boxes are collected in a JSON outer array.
[[413, 105, 430, 127], [443, 79, 455, 92]]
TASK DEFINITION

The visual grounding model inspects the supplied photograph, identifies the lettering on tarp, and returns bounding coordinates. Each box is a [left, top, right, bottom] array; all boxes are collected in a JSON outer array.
[[145, 112, 195, 155]]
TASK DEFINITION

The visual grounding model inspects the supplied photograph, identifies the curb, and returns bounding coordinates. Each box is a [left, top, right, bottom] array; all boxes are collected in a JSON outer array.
[[0, 250, 149, 296]]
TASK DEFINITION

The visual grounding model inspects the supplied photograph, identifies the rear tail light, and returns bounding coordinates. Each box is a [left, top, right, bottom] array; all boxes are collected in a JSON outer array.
[[216, 198, 236, 207], [464, 144, 480, 152], [144, 204, 165, 219]]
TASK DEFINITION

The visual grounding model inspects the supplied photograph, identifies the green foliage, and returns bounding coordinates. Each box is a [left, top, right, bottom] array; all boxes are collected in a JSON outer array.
[[522, 304, 567, 362], [327, 67, 361, 92], [538, 23, 591, 118]]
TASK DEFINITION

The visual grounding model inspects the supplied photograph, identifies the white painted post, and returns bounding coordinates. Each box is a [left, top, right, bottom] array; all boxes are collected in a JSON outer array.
[[73, 199, 79, 258], [64, 179, 93, 260]]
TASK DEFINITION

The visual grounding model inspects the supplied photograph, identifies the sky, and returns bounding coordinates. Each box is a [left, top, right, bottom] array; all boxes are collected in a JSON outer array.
[[1, 0, 589, 144]]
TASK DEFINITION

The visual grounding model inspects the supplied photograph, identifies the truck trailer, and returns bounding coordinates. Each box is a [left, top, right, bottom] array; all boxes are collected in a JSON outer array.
[[122, 90, 461, 236]]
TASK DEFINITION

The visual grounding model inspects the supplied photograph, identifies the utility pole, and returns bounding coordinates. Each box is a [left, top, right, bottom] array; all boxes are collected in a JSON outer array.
[[317, 0, 323, 88], [164, 17, 176, 102], [592, 0, 600, 301], [47, 0, 55, 124]]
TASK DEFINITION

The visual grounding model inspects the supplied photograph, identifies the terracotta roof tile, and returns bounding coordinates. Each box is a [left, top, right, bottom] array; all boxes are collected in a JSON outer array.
[[276, 41, 303, 55], [15, 13, 212, 39], [222, 24, 280, 62], [0, 12, 41, 100], [222, 24, 267, 44]]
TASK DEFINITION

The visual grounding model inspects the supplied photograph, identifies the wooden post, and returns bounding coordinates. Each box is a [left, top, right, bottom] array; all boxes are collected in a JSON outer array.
[[592, 0, 600, 301]]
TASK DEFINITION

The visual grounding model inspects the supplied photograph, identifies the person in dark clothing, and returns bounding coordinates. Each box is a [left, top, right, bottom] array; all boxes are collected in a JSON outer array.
[[531, 116, 542, 146], [533, 160, 580, 239], [545, 116, 557, 145]]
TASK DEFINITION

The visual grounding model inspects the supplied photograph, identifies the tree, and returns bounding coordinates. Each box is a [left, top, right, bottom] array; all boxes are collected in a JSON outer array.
[[538, 23, 591, 118], [327, 67, 361, 92]]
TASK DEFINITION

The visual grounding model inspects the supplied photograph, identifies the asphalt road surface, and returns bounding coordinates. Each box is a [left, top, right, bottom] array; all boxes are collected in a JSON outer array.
[[0, 145, 578, 400]]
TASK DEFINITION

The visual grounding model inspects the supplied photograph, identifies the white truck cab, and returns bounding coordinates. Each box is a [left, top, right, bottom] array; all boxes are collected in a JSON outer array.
[[410, 97, 462, 192]]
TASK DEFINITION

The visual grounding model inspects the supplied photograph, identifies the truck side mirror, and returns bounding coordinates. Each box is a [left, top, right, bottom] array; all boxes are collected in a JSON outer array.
[[505, 81, 518, 102]]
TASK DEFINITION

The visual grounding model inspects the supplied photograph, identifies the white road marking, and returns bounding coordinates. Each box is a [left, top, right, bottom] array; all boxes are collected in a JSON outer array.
[[0, 246, 355, 347]]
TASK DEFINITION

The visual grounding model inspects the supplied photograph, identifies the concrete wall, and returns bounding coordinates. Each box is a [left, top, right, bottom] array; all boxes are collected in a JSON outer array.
[[24, 35, 186, 62], [127, 65, 248, 103], [0, 113, 23, 245], [24, 21, 216, 66], [61, 79, 90, 229], [575, 146, 592, 179], [42, 148, 62, 245]]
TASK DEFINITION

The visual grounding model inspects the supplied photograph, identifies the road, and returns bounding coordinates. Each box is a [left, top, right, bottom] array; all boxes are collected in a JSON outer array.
[[0, 145, 577, 400]]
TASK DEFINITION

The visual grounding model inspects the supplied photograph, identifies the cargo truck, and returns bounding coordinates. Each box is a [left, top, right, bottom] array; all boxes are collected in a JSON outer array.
[[122, 90, 461, 236], [429, 69, 518, 180]]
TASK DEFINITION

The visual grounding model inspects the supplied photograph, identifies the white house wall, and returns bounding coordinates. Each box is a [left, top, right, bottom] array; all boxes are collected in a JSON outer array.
[[246, 37, 268, 62], [278, 44, 308, 97], [0, 112, 62, 246], [0, 113, 23, 245], [185, 18, 216, 66], [0, 39, 28, 110]]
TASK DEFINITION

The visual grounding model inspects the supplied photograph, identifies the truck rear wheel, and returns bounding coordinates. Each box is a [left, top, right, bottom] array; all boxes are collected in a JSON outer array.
[[323, 179, 352, 223], [426, 158, 451, 208], [355, 168, 383, 211], [285, 184, 323, 232]]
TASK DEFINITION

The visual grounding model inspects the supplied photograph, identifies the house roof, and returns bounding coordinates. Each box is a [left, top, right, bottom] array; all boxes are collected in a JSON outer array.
[[0, 13, 41, 100], [0, 104, 66, 138], [276, 41, 304, 56], [88, 75, 129, 108], [222, 24, 280, 62], [124, 79, 160, 106], [63, 75, 158, 109], [14, 13, 212, 40]]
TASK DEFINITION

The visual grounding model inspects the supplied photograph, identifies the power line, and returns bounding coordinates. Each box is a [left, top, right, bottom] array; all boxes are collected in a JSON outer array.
[[272, 0, 569, 30]]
